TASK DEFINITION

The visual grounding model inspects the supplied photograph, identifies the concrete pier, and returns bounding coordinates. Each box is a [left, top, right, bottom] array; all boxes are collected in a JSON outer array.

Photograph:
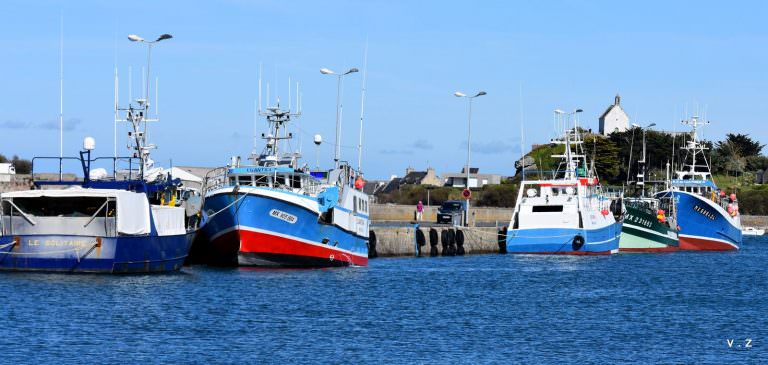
[[370, 224, 503, 257]]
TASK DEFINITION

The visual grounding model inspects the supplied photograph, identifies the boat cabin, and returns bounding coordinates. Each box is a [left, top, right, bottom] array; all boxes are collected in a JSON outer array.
[[1, 189, 185, 238]]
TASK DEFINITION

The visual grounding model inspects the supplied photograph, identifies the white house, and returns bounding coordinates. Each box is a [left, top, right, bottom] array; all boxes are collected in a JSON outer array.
[[598, 94, 630, 135], [0, 163, 16, 183]]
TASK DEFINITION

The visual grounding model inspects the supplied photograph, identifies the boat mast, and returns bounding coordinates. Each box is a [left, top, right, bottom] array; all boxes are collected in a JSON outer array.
[[59, 14, 64, 180]]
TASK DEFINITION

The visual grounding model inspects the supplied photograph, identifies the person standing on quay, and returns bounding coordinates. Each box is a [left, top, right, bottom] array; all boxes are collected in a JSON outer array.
[[416, 200, 424, 222]]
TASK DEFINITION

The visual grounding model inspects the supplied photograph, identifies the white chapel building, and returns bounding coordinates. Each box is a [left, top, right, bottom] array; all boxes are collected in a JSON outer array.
[[598, 94, 630, 135]]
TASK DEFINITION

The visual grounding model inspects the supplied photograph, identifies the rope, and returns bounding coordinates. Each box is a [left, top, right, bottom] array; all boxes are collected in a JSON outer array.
[[206, 191, 250, 220]]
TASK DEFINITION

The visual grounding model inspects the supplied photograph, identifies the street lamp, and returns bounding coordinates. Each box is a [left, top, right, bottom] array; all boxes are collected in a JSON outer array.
[[454, 90, 486, 226], [127, 33, 172, 178], [128, 34, 172, 108], [321, 67, 359, 169]]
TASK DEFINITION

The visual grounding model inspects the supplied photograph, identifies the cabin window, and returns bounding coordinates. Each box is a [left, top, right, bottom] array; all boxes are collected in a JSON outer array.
[[532, 205, 564, 213], [291, 175, 302, 189], [275, 175, 287, 187], [253, 175, 270, 187], [229, 177, 236, 185], [239, 175, 253, 186], [354, 197, 358, 212]]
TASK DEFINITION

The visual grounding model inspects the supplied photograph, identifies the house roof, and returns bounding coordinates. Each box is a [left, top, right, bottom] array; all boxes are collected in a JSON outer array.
[[377, 178, 403, 194], [362, 181, 384, 195], [402, 171, 428, 184]]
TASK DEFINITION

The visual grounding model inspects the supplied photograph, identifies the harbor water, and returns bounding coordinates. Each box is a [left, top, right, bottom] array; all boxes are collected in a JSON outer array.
[[1, 237, 766, 363]]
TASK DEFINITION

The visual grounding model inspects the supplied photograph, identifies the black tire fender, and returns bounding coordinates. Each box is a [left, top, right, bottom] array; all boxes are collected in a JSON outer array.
[[572, 235, 585, 251], [415, 229, 426, 247]]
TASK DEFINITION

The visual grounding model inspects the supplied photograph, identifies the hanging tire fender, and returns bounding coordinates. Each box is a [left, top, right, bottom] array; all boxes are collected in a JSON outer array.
[[572, 235, 585, 251]]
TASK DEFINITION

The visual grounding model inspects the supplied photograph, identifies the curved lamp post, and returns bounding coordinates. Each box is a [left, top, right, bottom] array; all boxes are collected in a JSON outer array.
[[454, 90, 486, 225], [321, 67, 359, 169], [128, 33, 172, 108]]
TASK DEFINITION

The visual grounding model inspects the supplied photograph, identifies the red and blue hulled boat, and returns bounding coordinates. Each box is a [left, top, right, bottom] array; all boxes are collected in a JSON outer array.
[[654, 116, 741, 251], [200, 105, 369, 267]]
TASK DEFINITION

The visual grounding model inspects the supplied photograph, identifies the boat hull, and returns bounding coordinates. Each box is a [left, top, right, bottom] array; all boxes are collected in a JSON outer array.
[[506, 222, 622, 255], [656, 191, 741, 251], [619, 205, 679, 252], [0, 233, 193, 273], [203, 191, 368, 267]]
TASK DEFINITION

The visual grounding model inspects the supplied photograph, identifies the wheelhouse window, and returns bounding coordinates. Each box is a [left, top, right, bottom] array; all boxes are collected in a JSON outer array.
[[238, 175, 253, 186], [531, 205, 564, 213]]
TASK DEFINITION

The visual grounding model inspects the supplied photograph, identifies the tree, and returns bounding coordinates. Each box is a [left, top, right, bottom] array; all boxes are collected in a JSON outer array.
[[0, 154, 7, 163], [716, 133, 764, 158], [587, 136, 620, 182], [11, 155, 32, 174], [714, 134, 764, 176]]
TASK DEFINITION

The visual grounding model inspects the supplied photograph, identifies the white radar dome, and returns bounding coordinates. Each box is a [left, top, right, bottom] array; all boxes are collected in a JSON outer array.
[[83, 137, 96, 151]]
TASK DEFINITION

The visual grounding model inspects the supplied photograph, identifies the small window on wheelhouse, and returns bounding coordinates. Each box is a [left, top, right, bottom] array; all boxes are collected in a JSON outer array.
[[532, 205, 564, 213]]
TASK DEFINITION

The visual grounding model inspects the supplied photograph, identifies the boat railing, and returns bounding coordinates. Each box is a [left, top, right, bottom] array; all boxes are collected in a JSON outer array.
[[31, 156, 142, 186], [202, 166, 230, 194]]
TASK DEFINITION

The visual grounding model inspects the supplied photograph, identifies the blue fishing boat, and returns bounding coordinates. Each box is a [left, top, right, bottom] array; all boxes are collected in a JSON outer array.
[[200, 104, 369, 267], [0, 34, 198, 273], [506, 109, 622, 254], [655, 116, 741, 251]]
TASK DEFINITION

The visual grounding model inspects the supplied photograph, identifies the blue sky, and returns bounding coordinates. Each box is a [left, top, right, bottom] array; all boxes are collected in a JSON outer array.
[[1, 0, 766, 179]]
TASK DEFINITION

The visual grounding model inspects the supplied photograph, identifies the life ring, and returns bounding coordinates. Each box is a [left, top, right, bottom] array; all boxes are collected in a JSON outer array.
[[572, 235, 585, 251]]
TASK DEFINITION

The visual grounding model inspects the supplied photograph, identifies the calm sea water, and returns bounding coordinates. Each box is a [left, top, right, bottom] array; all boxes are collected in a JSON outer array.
[[1, 237, 766, 364]]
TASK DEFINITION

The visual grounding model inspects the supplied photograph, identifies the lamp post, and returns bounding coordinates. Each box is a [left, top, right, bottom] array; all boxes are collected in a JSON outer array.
[[454, 90, 486, 226], [321, 67, 359, 169], [128, 34, 172, 109], [127, 33, 172, 178]]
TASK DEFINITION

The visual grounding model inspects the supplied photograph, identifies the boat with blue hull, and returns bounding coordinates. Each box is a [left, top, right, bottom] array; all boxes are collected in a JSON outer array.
[[200, 104, 369, 267], [654, 117, 741, 251], [507, 109, 622, 255], [0, 35, 198, 273], [508, 224, 621, 255], [0, 152, 197, 273]]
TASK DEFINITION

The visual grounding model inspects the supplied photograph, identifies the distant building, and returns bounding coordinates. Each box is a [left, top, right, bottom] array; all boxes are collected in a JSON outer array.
[[442, 167, 502, 188], [402, 166, 442, 186], [376, 166, 443, 194], [598, 94, 630, 135], [0, 163, 15, 183]]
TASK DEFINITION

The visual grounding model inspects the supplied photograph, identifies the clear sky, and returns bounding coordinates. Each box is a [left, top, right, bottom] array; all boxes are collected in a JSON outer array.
[[1, 0, 766, 180]]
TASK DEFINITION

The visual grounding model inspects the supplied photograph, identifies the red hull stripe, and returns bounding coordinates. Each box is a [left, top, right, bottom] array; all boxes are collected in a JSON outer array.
[[678, 235, 739, 251], [229, 229, 369, 266]]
